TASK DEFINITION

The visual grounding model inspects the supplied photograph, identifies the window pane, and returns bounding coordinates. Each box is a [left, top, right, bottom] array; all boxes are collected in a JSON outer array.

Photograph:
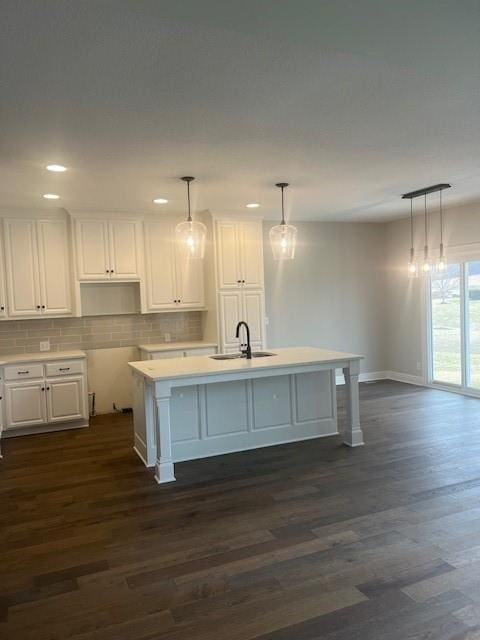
[[467, 261, 480, 388], [431, 264, 462, 385]]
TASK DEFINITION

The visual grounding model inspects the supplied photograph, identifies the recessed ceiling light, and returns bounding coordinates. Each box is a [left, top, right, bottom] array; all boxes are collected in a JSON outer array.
[[153, 197, 168, 204], [46, 164, 67, 172], [43, 193, 60, 200], [246, 203, 260, 208]]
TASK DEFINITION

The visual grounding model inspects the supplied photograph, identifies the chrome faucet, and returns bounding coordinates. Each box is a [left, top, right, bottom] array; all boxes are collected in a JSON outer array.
[[235, 321, 252, 359]]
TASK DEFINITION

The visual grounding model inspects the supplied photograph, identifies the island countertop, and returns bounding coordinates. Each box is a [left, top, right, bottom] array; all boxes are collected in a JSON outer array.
[[128, 346, 362, 383]]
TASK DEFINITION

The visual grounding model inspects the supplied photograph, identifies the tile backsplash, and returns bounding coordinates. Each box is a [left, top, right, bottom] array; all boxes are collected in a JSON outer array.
[[0, 312, 203, 355]]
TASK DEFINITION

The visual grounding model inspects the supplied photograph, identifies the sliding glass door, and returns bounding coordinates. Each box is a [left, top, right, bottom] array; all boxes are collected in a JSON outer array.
[[429, 259, 480, 392]]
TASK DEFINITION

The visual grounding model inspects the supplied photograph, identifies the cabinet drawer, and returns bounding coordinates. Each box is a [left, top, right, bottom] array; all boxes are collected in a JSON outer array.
[[45, 360, 84, 377], [4, 364, 44, 381]]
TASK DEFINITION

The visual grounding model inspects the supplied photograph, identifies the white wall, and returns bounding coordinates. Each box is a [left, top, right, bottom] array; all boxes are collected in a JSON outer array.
[[385, 201, 480, 378], [263, 221, 388, 374], [86, 346, 139, 414]]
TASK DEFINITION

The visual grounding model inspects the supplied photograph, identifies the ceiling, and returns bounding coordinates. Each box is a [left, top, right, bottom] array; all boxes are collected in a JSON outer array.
[[1, 0, 479, 221]]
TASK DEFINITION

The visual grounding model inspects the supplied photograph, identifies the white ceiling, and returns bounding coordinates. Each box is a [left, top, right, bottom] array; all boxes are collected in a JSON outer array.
[[1, 0, 479, 221]]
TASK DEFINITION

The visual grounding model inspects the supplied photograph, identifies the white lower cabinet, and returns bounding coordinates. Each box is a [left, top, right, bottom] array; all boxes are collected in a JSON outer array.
[[2, 355, 88, 435], [46, 376, 86, 423], [5, 381, 47, 428], [218, 290, 266, 351]]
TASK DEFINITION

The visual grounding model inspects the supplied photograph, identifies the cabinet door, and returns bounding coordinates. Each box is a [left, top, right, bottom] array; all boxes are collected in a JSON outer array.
[[4, 219, 41, 317], [0, 228, 7, 317], [216, 222, 241, 289], [219, 292, 242, 348], [46, 376, 86, 423], [37, 220, 72, 316], [76, 220, 110, 280], [144, 222, 177, 310], [243, 290, 266, 346], [5, 381, 47, 429], [239, 221, 264, 288], [175, 248, 205, 308], [109, 221, 141, 280]]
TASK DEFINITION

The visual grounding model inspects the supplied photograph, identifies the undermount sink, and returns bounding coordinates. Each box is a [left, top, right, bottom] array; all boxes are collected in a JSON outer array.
[[210, 351, 276, 361]]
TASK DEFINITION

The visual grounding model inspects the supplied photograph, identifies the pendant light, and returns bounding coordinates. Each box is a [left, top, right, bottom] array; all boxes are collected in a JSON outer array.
[[407, 199, 418, 278], [269, 183, 297, 260], [175, 176, 206, 259], [436, 189, 447, 273], [421, 194, 432, 275]]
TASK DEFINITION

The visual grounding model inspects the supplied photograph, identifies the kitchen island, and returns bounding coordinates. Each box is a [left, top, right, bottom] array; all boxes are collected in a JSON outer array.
[[129, 347, 364, 483]]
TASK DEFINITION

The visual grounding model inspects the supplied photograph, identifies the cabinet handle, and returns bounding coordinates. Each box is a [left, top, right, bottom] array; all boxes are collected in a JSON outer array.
[[46, 386, 50, 391], [0, 306, 4, 311], [237, 280, 241, 284], [59, 367, 70, 371], [18, 370, 29, 375], [41, 387, 45, 391]]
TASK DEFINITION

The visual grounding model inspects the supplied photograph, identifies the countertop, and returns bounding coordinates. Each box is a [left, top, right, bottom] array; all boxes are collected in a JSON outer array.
[[138, 341, 217, 353], [0, 350, 87, 365], [129, 346, 362, 383]]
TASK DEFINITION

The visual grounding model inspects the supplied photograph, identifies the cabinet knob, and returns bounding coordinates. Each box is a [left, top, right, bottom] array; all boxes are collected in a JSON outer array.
[[36, 305, 41, 309], [0, 306, 4, 311], [105, 270, 109, 273], [41, 305, 45, 309], [237, 280, 241, 284], [46, 386, 50, 391], [41, 387, 45, 391], [111, 269, 114, 273]]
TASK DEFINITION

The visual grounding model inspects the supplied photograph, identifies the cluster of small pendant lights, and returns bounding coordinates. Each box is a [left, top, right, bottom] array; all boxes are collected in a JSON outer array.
[[404, 183, 451, 278], [175, 177, 297, 260]]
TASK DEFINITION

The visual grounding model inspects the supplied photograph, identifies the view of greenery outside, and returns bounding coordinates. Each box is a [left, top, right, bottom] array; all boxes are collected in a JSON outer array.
[[431, 261, 480, 387], [431, 265, 461, 385]]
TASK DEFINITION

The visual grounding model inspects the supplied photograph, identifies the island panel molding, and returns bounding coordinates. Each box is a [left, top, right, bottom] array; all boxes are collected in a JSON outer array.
[[129, 346, 364, 483]]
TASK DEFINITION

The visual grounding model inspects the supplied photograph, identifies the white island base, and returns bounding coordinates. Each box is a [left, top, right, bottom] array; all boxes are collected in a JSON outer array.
[[129, 347, 364, 484]]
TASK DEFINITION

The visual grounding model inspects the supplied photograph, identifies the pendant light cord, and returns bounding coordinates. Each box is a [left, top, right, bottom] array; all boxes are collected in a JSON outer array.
[[410, 199, 414, 251], [187, 180, 192, 222], [439, 189, 444, 258], [281, 185, 285, 225], [424, 193, 428, 258]]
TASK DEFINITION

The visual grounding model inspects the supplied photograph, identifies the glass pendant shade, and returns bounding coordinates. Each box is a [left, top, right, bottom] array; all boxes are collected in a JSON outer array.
[[175, 219, 206, 259], [422, 257, 432, 275], [407, 249, 418, 278], [175, 176, 206, 259], [269, 222, 297, 260], [270, 182, 297, 260]]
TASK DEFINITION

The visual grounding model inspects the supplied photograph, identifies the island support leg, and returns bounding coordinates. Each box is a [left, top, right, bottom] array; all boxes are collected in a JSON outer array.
[[342, 361, 364, 447], [154, 382, 176, 484]]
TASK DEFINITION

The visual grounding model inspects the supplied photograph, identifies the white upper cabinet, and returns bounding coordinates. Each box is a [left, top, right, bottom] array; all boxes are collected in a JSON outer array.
[[144, 221, 205, 311], [216, 220, 264, 290], [0, 228, 7, 318], [75, 219, 142, 281], [238, 222, 264, 289], [144, 221, 177, 310], [37, 220, 73, 316], [75, 220, 109, 279], [4, 218, 72, 318], [108, 221, 141, 279], [4, 219, 40, 317]]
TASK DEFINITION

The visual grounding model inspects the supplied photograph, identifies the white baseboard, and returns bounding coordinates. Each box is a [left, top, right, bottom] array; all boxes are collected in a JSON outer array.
[[385, 371, 424, 386], [335, 370, 424, 387]]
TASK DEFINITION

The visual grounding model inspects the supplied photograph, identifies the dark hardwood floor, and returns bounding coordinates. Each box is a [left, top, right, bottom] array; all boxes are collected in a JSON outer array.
[[2, 380, 480, 639]]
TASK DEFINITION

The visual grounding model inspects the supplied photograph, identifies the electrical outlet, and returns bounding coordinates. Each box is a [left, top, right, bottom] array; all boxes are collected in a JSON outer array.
[[265, 317, 270, 326], [164, 333, 171, 342], [40, 340, 50, 352]]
